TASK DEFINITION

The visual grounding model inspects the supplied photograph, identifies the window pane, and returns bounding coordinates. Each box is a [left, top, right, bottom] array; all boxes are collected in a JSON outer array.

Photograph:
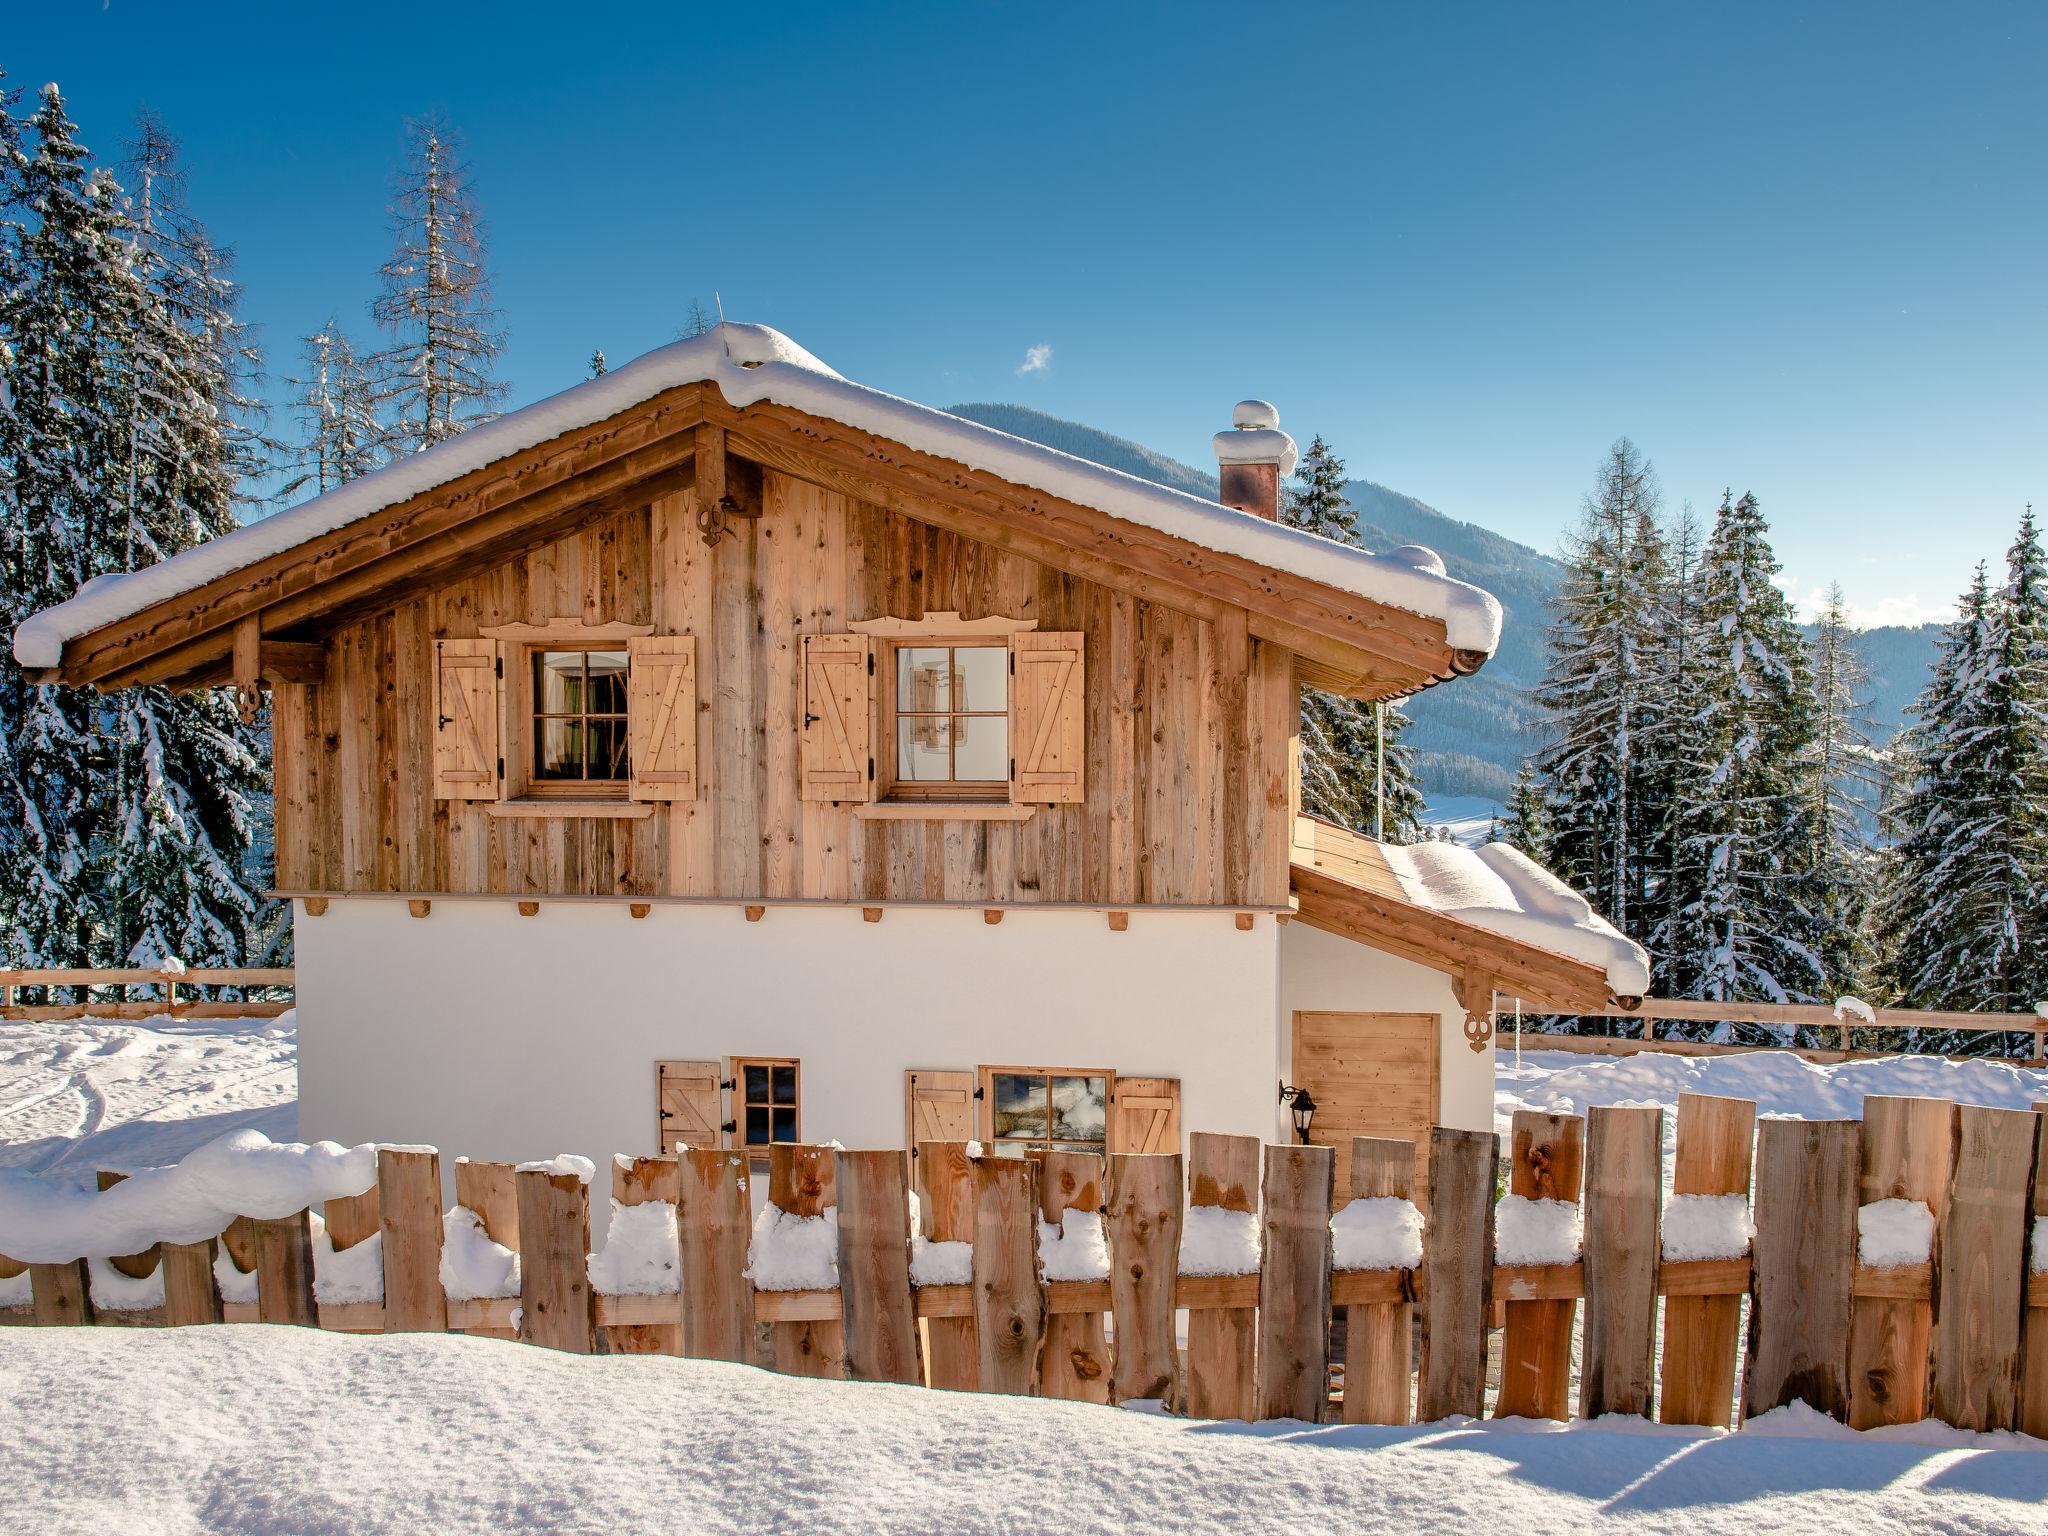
[[744, 1064, 769, 1103], [896, 647, 951, 713], [535, 651, 582, 714], [991, 1073, 1048, 1141], [534, 718, 578, 780], [744, 1106, 770, 1145], [772, 1108, 797, 1142], [588, 717, 629, 779], [984, 1140, 1031, 1159], [771, 1066, 797, 1105], [896, 715, 952, 782], [585, 651, 629, 713], [1050, 1076, 1108, 1142], [954, 646, 1006, 713], [952, 715, 1008, 782]]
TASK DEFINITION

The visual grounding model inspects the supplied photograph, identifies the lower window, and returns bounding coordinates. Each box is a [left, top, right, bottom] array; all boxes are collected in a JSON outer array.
[[981, 1065, 1110, 1157], [733, 1056, 801, 1148]]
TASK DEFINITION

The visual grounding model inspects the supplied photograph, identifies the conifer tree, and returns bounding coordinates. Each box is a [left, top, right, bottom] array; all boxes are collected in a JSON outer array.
[[1800, 583, 1879, 991], [1641, 501, 1713, 986], [281, 321, 381, 498], [588, 348, 608, 378], [372, 115, 504, 452], [1496, 760, 1550, 862]]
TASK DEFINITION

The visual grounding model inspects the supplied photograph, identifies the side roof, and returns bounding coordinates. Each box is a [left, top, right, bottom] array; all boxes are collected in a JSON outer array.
[[13, 322, 1504, 693]]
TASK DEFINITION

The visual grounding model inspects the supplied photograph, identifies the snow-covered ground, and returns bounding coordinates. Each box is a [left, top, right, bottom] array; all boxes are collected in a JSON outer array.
[[4, 1328, 2044, 1536], [0, 1013, 296, 1190], [1422, 794, 1501, 848]]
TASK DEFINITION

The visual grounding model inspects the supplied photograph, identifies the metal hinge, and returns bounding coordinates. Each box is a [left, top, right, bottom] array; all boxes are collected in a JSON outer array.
[[1009, 757, 1016, 780], [867, 652, 876, 675], [719, 1078, 736, 1092], [972, 1086, 986, 1101], [720, 1119, 736, 1135], [494, 656, 503, 679], [867, 757, 875, 780], [659, 1110, 671, 1120], [496, 757, 505, 779], [1009, 652, 1015, 675]]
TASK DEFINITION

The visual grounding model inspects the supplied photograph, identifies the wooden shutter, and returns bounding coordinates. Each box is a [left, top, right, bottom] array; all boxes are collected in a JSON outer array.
[[657, 1059, 725, 1153], [799, 633, 872, 802], [904, 1070, 975, 1155], [432, 638, 500, 800], [627, 635, 698, 801], [1110, 1077, 1181, 1156], [1009, 631, 1085, 803]]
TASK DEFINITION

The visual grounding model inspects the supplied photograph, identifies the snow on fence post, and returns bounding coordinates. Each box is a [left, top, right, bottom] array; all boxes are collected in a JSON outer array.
[[676, 1148, 753, 1364], [2023, 1104, 2048, 1439], [767, 1144, 845, 1379], [1104, 1152, 1180, 1406], [219, 1216, 261, 1323], [516, 1160, 597, 1354], [835, 1149, 921, 1386], [915, 1140, 978, 1392], [1253, 1142, 1333, 1424], [973, 1154, 1045, 1397], [1580, 1105, 1662, 1419], [1927, 1105, 2038, 1431], [30, 1260, 94, 1327], [1847, 1096, 1953, 1428], [378, 1148, 448, 1335], [596, 1155, 681, 1354], [1494, 1112, 1583, 1421], [450, 1161, 519, 1340], [1417, 1127, 1497, 1422], [253, 1211, 319, 1327], [1744, 1119, 1858, 1422], [0, 1250, 27, 1324], [318, 1177, 383, 1332], [1659, 1093, 1756, 1428], [1039, 1149, 1110, 1404], [1339, 1136, 1420, 1426], [1181, 1132, 1260, 1421], [95, 1171, 165, 1326]]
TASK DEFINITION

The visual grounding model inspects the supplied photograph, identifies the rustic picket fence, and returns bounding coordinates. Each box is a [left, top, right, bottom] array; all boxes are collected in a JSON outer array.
[[6, 1092, 2047, 1438]]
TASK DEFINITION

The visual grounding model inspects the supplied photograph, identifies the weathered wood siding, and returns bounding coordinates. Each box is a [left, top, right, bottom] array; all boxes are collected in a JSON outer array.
[[275, 469, 1299, 905]]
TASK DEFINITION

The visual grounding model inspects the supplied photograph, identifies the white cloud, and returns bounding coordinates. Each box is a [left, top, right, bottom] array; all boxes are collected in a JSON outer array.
[[1016, 343, 1052, 377], [1791, 586, 1956, 629]]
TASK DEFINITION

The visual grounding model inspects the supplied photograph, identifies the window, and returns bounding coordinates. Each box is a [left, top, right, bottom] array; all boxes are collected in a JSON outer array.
[[981, 1066, 1111, 1158], [888, 642, 1009, 798], [734, 1057, 801, 1148], [530, 648, 630, 788]]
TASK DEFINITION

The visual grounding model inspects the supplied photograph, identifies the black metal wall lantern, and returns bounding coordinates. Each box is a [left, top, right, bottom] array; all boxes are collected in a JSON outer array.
[[1277, 1081, 1317, 1145]]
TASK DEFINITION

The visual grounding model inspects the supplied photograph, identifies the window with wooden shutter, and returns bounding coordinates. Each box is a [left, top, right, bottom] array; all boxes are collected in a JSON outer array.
[[626, 635, 698, 802], [799, 633, 872, 802], [433, 638, 501, 800], [1008, 631, 1085, 803], [1109, 1077, 1181, 1156], [656, 1059, 726, 1153], [904, 1069, 975, 1155]]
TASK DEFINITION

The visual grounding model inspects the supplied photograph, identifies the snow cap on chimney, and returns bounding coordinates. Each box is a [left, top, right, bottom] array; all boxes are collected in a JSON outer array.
[[1214, 400, 1298, 521]]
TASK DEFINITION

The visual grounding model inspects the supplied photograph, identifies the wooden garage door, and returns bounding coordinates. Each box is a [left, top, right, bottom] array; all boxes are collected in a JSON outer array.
[[1291, 1011, 1439, 1207]]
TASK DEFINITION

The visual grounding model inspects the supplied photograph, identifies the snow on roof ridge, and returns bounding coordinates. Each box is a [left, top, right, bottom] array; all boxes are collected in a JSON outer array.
[[1380, 839, 1651, 998], [13, 322, 1504, 669]]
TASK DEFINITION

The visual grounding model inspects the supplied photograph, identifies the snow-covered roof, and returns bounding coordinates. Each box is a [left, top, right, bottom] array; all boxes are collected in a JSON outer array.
[[1379, 841, 1652, 998], [12, 323, 1503, 670]]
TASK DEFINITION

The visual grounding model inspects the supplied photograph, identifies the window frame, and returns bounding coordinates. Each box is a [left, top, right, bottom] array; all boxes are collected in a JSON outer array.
[[976, 1063, 1117, 1160], [479, 621, 654, 806], [524, 645, 633, 797], [879, 638, 1012, 803], [731, 1055, 802, 1152]]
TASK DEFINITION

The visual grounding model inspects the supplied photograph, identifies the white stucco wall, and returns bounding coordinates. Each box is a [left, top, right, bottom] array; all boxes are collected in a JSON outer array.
[[1276, 919, 1496, 1134], [294, 900, 1285, 1174]]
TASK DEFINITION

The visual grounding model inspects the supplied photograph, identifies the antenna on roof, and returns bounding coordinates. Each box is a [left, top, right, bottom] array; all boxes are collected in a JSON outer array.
[[714, 292, 725, 324]]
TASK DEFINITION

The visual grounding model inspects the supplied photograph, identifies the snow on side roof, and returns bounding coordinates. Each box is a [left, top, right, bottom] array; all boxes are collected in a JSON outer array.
[[1380, 840, 1651, 998], [13, 323, 1504, 669]]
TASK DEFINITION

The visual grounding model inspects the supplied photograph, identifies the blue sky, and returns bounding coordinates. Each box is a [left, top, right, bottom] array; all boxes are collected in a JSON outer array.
[[14, 2, 2044, 626]]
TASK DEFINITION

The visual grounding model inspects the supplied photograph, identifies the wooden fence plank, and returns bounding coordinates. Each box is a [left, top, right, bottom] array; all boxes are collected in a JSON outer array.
[[320, 1176, 382, 1332], [159, 1238, 221, 1326], [517, 1164, 596, 1354], [1039, 1149, 1110, 1403], [375, 1148, 447, 1334], [602, 1154, 680, 1354], [219, 1215, 260, 1322], [92, 1169, 165, 1327], [1848, 1095, 1955, 1428], [916, 1140, 977, 1391], [676, 1148, 754, 1364], [1494, 1112, 1583, 1421], [2023, 1103, 2048, 1439], [1660, 1093, 1756, 1427], [1254, 1142, 1334, 1423], [1184, 1132, 1260, 1420], [973, 1155, 1045, 1396], [1418, 1126, 1498, 1421], [254, 1211, 318, 1326], [1343, 1136, 1418, 1426], [1928, 1104, 2038, 1431], [30, 1261, 93, 1326], [1580, 1105, 1663, 1419], [769, 1144, 844, 1379], [1744, 1119, 1858, 1422], [453, 1160, 519, 1340], [836, 1149, 921, 1385], [1106, 1152, 1182, 1405]]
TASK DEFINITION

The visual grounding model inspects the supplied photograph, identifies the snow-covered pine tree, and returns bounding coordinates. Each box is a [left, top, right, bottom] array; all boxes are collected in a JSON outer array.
[[1799, 583, 1879, 994], [1998, 507, 2048, 1011], [0, 84, 123, 968], [1283, 434, 1425, 841], [1663, 491, 1827, 1013], [588, 348, 608, 378], [1496, 760, 1550, 862], [1640, 501, 1713, 992], [371, 115, 504, 453], [1534, 439, 1668, 937], [281, 321, 381, 499]]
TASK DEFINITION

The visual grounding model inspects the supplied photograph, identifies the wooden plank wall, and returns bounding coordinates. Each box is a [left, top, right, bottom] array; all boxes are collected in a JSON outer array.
[[276, 472, 1299, 907]]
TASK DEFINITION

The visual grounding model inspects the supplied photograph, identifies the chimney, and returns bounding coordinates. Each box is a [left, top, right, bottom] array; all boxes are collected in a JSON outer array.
[[1214, 400, 1298, 521]]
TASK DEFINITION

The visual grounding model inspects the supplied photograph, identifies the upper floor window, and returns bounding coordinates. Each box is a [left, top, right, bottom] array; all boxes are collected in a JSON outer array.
[[982, 1066, 1110, 1158], [889, 642, 1008, 797], [531, 647, 630, 788]]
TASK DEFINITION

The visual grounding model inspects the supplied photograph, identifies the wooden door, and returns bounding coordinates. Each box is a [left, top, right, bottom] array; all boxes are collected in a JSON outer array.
[[1291, 1012, 1439, 1206]]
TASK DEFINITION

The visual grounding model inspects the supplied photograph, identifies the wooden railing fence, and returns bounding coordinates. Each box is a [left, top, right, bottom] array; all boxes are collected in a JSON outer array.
[[1520, 999, 2048, 1065], [5, 1093, 2046, 1437], [0, 966, 294, 1021]]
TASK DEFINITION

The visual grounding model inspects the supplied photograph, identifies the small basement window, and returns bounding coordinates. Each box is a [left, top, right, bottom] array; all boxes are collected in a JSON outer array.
[[529, 647, 629, 792], [734, 1057, 801, 1148], [981, 1066, 1110, 1158], [887, 642, 1008, 800]]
